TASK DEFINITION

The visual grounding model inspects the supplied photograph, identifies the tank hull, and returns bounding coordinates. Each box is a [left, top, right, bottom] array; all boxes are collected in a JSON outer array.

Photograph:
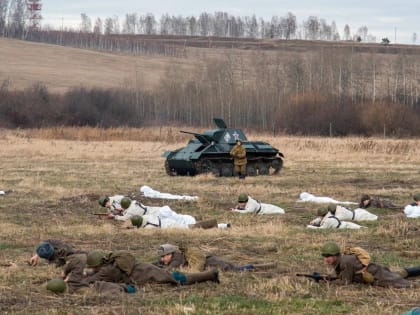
[[162, 119, 284, 177]]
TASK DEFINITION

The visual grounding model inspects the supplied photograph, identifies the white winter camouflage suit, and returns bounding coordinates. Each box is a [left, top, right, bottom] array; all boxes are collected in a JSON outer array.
[[233, 196, 285, 214]]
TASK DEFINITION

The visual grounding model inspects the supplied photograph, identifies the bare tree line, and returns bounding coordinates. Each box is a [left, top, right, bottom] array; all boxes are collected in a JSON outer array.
[[0, 0, 380, 42], [1, 49, 419, 136]]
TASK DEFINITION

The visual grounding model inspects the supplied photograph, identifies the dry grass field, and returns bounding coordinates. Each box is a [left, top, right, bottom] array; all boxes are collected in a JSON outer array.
[[0, 38, 200, 93], [0, 127, 419, 314]]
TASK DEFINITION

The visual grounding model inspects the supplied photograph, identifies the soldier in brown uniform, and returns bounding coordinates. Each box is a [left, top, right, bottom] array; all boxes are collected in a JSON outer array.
[[29, 240, 130, 294], [321, 241, 420, 288], [29, 240, 92, 292], [84, 250, 220, 286], [359, 194, 399, 210], [29, 239, 76, 267], [230, 139, 247, 179], [155, 244, 273, 272]]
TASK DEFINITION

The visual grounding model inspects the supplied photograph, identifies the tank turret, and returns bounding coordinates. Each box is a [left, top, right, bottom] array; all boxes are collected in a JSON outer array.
[[162, 118, 284, 176]]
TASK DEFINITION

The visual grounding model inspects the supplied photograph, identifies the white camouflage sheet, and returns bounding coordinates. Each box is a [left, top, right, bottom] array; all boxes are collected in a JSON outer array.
[[298, 192, 357, 205], [140, 185, 198, 200]]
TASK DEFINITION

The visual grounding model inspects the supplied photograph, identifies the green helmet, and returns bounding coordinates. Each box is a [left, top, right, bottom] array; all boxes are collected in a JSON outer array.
[[317, 207, 328, 217], [238, 193, 249, 203], [131, 215, 143, 228], [321, 241, 341, 257], [327, 203, 337, 214], [86, 250, 107, 268], [46, 278, 67, 293], [413, 193, 420, 202], [121, 197, 132, 209], [98, 196, 108, 207], [157, 244, 178, 257]]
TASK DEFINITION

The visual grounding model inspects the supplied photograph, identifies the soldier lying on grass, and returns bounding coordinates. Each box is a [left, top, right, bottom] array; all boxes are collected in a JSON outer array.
[[319, 241, 420, 288], [154, 243, 276, 272], [404, 193, 420, 218], [307, 208, 364, 229], [128, 215, 230, 229], [230, 193, 285, 214]]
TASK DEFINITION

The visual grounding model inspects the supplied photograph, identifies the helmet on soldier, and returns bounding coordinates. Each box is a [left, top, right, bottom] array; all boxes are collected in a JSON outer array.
[[130, 215, 143, 228], [321, 241, 341, 257], [121, 197, 132, 209], [238, 193, 248, 203], [98, 196, 109, 207], [360, 194, 370, 202], [317, 207, 328, 217], [413, 193, 420, 202], [157, 244, 179, 257], [327, 203, 337, 214], [46, 278, 67, 293], [36, 242, 55, 260], [86, 250, 107, 268]]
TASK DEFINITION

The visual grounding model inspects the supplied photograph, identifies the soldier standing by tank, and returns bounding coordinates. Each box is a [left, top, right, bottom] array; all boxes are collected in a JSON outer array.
[[84, 250, 220, 286], [230, 139, 247, 179], [320, 241, 420, 288], [155, 244, 275, 272]]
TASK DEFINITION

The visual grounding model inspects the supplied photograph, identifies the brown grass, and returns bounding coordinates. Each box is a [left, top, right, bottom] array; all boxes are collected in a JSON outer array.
[[0, 37, 199, 93], [0, 130, 419, 314]]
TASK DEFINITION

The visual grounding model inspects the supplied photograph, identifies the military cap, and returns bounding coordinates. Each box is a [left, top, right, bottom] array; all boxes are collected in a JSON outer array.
[[321, 241, 341, 257], [36, 242, 55, 260], [413, 193, 420, 202]]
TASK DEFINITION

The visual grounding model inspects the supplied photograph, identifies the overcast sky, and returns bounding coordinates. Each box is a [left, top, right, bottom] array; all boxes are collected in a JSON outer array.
[[41, 0, 420, 44]]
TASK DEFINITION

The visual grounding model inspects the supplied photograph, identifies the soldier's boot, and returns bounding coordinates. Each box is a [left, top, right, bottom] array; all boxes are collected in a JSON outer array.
[[402, 266, 420, 278], [190, 218, 218, 229], [184, 269, 220, 284]]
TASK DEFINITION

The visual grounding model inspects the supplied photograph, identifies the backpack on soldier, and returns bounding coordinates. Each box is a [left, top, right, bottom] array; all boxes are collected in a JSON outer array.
[[109, 251, 137, 275], [343, 246, 373, 283], [343, 246, 370, 266]]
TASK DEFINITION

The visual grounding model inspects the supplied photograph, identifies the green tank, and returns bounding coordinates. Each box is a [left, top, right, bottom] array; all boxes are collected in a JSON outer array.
[[162, 118, 284, 177]]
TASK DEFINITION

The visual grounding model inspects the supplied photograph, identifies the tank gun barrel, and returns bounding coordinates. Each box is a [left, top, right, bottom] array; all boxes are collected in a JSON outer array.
[[180, 130, 212, 144], [180, 130, 201, 136]]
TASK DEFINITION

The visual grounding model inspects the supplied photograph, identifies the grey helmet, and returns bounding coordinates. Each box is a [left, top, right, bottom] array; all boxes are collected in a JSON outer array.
[[157, 244, 179, 257]]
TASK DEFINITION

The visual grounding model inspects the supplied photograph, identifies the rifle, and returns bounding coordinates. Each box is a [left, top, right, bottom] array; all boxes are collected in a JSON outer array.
[[296, 272, 337, 282], [92, 212, 109, 216]]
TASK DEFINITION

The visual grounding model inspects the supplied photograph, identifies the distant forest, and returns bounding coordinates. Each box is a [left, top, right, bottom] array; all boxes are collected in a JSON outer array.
[[1, 1, 420, 136], [1, 0, 388, 46]]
